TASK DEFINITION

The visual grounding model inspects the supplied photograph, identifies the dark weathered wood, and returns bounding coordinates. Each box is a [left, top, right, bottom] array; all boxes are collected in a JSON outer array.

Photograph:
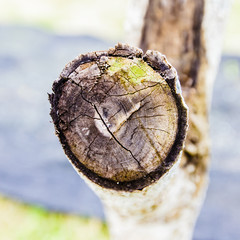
[[120, 0, 229, 239], [141, 0, 204, 88], [49, 43, 188, 191], [139, 0, 209, 173]]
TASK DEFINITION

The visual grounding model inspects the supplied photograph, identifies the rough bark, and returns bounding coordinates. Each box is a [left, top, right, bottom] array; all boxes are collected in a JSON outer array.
[[49, 43, 187, 191], [123, 0, 230, 239], [49, 44, 189, 240], [49, 44, 188, 240], [49, 0, 230, 239]]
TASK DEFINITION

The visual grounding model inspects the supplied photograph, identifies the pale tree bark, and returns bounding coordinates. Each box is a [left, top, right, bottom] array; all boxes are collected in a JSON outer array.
[[49, 1, 230, 240], [49, 43, 189, 240], [120, 0, 230, 239]]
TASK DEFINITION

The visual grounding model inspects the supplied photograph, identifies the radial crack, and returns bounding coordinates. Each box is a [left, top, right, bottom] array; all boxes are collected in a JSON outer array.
[[93, 104, 146, 172]]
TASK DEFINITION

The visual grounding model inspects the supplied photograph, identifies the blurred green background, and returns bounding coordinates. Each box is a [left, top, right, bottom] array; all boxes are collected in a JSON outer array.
[[0, 0, 239, 240], [0, 0, 128, 42], [0, 0, 239, 54]]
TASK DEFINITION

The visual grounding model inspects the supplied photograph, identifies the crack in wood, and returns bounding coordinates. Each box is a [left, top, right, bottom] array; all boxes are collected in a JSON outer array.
[[49, 44, 188, 190], [107, 83, 159, 97], [93, 104, 146, 173], [77, 80, 147, 173]]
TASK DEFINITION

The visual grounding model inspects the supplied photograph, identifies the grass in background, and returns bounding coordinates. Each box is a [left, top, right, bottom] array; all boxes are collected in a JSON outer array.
[[0, 195, 109, 240]]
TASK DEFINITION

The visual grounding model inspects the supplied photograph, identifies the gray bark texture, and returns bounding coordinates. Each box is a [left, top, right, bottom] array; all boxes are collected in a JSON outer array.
[[49, 44, 189, 240], [122, 0, 230, 239], [49, 43, 188, 191], [49, 0, 230, 239]]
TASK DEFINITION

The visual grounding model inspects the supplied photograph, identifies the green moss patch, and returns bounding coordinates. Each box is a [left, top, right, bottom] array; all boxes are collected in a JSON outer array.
[[107, 57, 164, 85]]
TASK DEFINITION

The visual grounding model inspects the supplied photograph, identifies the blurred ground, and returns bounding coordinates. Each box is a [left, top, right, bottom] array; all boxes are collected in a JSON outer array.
[[0, 26, 109, 218]]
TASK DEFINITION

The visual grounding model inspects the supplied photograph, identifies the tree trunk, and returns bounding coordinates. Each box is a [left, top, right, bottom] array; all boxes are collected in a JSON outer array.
[[49, 1, 230, 239], [124, 0, 230, 238], [49, 43, 190, 239]]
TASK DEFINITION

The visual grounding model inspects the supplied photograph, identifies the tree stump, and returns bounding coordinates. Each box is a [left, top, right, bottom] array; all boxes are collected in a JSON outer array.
[[49, 43, 190, 240], [49, 43, 187, 190]]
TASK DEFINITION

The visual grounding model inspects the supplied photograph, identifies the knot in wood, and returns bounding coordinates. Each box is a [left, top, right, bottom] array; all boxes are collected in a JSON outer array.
[[49, 43, 188, 191]]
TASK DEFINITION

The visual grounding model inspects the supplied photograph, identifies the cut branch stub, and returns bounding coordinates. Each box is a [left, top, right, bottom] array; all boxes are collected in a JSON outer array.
[[49, 43, 188, 191]]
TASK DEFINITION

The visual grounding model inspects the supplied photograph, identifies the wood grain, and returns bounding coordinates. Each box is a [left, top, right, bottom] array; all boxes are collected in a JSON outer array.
[[49, 43, 188, 191]]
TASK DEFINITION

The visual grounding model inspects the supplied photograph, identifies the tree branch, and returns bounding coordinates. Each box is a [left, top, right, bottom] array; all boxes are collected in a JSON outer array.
[[49, 43, 188, 193]]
